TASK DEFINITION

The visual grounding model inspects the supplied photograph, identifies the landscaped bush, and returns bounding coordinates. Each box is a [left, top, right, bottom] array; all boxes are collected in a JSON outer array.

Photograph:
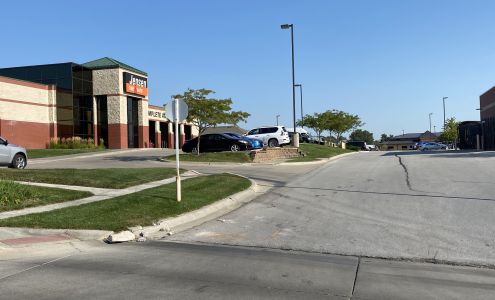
[[346, 145, 361, 151], [48, 137, 105, 149]]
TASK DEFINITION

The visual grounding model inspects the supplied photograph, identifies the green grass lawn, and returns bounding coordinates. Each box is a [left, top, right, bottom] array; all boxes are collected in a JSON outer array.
[[165, 152, 252, 163], [0, 168, 179, 189], [0, 174, 251, 231], [28, 149, 107, 159], [0, 181, 92, 212], [289, 143, 351, 162]]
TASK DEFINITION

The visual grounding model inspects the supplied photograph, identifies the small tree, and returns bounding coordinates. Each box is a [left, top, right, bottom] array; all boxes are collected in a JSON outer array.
[[325, 110, 363, 142], [297, 113, 327, 142], [173, 88, 250, 154], [380, 133, 394, 142], [349, 129, 374, 144], [439, 117, 459, 145]]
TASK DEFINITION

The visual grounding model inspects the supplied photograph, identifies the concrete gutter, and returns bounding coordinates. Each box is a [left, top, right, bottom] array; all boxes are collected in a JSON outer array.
[[0, 227, 112, 242], [129, 175, 259, 240]]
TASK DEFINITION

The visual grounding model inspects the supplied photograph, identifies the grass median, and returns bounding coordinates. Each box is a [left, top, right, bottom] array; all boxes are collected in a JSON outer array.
[[164, 152, 251, 163], [28, 149, 107, 159], [0, 181, 92, 212], [289, 143, 351, 162], [0, 168, 178, 189], [0, 174, 251, 231]]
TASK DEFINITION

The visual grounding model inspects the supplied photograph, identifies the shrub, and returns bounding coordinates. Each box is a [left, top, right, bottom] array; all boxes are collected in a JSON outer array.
[[346, 145, 360, 151], [48, 137, 106, 149]]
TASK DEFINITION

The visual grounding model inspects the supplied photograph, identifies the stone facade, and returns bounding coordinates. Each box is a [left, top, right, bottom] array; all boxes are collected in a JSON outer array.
[[250, 147, 302, 163]]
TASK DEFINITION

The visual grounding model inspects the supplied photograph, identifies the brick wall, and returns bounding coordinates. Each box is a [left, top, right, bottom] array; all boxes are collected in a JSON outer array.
[[250, 147, 302, 163]]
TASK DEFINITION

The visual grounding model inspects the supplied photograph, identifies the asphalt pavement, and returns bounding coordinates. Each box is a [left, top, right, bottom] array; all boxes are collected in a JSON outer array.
[[168, 150, 495, 267], [4, 148, 495, 299]]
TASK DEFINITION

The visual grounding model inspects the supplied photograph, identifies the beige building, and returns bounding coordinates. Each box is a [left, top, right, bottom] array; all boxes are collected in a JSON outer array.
[[0, 58, 197, 149]]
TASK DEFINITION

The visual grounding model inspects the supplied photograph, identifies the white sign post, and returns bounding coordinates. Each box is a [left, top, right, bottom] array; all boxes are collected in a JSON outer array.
[[165, 98, 188, 202]]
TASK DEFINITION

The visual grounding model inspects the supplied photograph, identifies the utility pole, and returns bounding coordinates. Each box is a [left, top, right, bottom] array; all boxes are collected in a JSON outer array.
[[429, 113, 433, 132]]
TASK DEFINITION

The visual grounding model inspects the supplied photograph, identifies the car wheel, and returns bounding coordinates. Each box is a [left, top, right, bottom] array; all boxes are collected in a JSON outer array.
[[11, 154, 26, 169], [268, 139, 279, 148], [230, 144, 240, 152]]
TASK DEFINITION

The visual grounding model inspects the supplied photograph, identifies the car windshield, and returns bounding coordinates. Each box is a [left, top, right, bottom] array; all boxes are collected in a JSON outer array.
[[225, 133, 241, 138]]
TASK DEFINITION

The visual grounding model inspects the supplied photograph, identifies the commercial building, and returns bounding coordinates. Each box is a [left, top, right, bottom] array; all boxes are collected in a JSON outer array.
[[0, 57, 197, 149], [479, 86, 495, 150], [379, 131, 439, 150]]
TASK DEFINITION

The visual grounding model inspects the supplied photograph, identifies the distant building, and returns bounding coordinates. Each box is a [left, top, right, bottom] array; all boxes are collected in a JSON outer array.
[[458, 121, 481, 150], [379, 131, 440, 150], [203, 125, 247, 135], [480, 86, 495, 150]]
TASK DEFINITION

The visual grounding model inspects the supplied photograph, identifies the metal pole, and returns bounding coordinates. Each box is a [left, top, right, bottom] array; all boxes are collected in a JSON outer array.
[[442, 97, 448, 130], [290, 25, 298, 146], [175, 99, 181, 202], [299, 84, 303, 127], [276, 114, 280, 126], [429, 113, 433, 132]]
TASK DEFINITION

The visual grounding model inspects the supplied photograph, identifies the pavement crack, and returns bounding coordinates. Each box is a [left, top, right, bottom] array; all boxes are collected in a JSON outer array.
[[351, 257, 360, 297], [395, 154, 413, 191], [0, 254, 73, 281]]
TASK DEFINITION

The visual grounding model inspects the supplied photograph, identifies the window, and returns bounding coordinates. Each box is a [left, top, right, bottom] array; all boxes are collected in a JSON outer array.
[[248, 129, 259, 135]]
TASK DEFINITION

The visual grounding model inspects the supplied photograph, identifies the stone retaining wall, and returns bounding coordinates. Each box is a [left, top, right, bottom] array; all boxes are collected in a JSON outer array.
[[250, 147, 302, 163]]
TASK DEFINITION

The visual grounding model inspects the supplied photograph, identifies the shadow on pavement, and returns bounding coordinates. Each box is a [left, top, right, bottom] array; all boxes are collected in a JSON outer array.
[[381, 150, 495, 158], [102, 155, 163, 162], [276, 185, 495, 203]]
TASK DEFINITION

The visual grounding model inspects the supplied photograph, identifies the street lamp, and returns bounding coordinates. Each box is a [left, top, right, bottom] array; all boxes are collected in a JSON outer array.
[[429, 113, 433, 132], [276, 114, 280, 126], [280, 23, 298, 147], [442, 97, 448, 130], [294, 84, 303, 127]]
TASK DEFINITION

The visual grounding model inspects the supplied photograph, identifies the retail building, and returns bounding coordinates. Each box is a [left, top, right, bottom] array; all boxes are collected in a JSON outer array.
[[479, 86, 495, 150], [0, 57, 197, 149]]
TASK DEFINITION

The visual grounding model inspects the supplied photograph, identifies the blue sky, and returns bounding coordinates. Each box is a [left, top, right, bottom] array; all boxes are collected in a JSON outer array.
[[2, 0, 495, 139]]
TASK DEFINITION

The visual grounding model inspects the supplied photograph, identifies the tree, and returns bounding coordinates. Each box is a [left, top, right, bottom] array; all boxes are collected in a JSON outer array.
[[380, 133, 394, 142], [439, 117, 459, 144], [325, 110, 363, 142], [349, 129, 374, 144], [173, 88, 250, 154], [297, 113, 327, 142]]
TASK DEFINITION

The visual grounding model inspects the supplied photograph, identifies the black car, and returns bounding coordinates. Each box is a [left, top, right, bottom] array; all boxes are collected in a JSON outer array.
[[346, 140, 368, 150], [182, 133, 253, 153]]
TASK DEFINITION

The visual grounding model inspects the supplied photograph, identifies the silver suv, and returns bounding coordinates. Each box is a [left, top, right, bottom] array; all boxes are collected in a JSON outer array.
[[245, 126, 290, 147], [0, 137, 27, 169]]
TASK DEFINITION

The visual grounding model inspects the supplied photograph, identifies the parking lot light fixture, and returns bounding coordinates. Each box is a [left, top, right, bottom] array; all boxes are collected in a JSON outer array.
[[443, 97, 448, 130], [429, 113, 433, 132], [280, 23, 298, 147]]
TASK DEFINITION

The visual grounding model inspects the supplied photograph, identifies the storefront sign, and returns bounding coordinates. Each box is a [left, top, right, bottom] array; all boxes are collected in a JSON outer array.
[[123, 72, 148, 97], [148, 108, 167, 121]]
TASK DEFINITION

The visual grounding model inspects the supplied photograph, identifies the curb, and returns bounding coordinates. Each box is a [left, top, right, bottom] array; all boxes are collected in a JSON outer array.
[[277, 151, 359, 166], [0, 227, 112, 242], [128, 175, 259, 240]]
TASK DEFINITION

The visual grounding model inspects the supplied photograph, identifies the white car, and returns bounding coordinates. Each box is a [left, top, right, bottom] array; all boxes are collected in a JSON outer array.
[[0, 137, 27, 169], [245, 126, 290, 147], [419, 142, 447, 151]]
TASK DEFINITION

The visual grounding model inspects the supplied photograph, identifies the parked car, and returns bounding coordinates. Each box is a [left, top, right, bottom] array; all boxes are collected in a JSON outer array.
[[223, 132, 263, 149], [346, 140, 369, 151], [419, 142, 447, 151], [245, 126, 290, 147], [0, 137, 27, 169], [288, 132, 310, 143], [367, 144, 379, 151], [182, 133, 253, 153], [308, 135, 325, 145]]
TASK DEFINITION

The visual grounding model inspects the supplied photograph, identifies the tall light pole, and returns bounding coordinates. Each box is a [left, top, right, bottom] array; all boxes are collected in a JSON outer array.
[[281, 23, 298, 147], [294, 84, 303, 127], [429, 113, 433, 132], [276, 114, 280, 126], [442, 97, 448, 131]]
